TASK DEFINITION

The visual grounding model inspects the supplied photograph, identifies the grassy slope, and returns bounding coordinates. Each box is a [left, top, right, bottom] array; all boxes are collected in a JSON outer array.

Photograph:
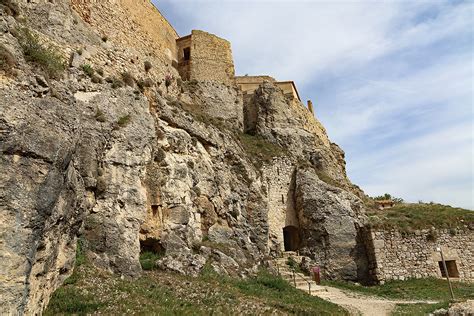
[[45, 265, 347, 315], [367, 203, 474, 231], [323, 278, 474, 316]]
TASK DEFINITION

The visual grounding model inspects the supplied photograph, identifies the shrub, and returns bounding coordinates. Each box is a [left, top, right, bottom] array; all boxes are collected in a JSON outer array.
[[16, 28, 66, 79], [121, 72, 135, 87], [117, 114, 131, 128], [136, 78, 154, 92], [111, 78, 124, 89], [94, 108, 106, 122], [144, 61, 152, 72], [0, 45, 16, 74], [82, 64, 94, 77]]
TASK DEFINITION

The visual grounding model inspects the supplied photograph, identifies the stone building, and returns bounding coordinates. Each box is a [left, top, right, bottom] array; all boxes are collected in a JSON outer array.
[[366, 228, 474, 283], [176, 30, 235, 85], [235, 75, 301, 101], [375, 200, 394, 210]]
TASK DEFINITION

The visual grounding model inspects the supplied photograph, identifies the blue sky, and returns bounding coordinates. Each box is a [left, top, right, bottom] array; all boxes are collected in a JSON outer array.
[[154, 0, 473, 209]]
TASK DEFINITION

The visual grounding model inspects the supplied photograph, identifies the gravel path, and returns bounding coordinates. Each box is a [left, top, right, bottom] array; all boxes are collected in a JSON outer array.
[[310, 285, 438, 316]]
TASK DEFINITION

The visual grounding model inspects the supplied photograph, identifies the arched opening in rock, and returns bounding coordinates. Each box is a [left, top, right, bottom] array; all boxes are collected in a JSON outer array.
[[140, 237, 165, 254], [283, 225, 300, 251]]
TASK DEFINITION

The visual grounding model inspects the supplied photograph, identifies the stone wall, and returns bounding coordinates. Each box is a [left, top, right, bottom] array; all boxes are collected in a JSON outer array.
[[178, 30, 235, 84], [262, 158, 297, 253], [366, 228, 474, 283], [236, 76, 300, 101]]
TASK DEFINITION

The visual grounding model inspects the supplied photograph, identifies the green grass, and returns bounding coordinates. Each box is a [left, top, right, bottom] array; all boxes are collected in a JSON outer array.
[[45, 265, 347, 315], [16, 28, 66, 79], [139, 251, 163, 271], [367, 203, 474, 231], [44, 287, 104, 315], [322, 278, 474, 301], [238, 133, 287, 164], [82, 64, 94, 77], [116, 114, 131, 128], [392, 302, 449, 316]]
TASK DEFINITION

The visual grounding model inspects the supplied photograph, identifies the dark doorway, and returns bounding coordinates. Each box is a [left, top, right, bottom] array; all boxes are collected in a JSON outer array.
[[183, 47, 191, 61], [438, 260, 460, 278], [283, 226, 300, 251]]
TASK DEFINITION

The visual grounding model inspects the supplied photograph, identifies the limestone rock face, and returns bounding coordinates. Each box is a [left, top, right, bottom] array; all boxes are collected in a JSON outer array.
[[0, 0, 372, 314], [295, 168, 369, 281]]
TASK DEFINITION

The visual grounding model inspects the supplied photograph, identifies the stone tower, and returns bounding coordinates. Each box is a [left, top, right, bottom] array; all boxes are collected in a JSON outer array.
[[176, 30, 235, 85]]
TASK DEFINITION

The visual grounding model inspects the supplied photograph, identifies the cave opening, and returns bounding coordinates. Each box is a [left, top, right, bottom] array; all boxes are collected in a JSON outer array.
[[283, 225, 301, 251]]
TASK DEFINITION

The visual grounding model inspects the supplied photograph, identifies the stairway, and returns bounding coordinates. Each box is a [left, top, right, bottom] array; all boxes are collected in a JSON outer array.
[[274, 252, 327, 294]]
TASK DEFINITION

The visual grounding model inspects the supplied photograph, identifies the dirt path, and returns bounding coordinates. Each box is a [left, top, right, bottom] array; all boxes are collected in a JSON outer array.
[[310, 285, 438, 316]]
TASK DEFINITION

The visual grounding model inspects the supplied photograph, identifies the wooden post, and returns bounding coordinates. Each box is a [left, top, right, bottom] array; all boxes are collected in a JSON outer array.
[[438, 247, 455, 300], [308, 282, 311, 295], [292, 270, 296, 287]]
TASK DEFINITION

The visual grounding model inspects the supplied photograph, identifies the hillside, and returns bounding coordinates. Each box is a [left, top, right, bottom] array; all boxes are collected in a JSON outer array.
[[1, 0, 473, 315]]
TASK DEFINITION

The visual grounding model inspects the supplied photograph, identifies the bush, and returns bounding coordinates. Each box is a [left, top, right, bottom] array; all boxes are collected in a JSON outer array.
[[0, 45, 16, 74], [121, 72, 135, 87], [144, 61, 152, 73], [16, 28, 66, 79], [117, 114, 131, 128], [82, 64, 94, 77]]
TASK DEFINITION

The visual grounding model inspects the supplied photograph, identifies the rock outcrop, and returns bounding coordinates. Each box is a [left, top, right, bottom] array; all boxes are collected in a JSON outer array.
[[0, 0, 371, 314]]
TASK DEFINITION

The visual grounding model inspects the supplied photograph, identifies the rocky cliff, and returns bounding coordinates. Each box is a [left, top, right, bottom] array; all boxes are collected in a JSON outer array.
[[0, 0, 368, 314]]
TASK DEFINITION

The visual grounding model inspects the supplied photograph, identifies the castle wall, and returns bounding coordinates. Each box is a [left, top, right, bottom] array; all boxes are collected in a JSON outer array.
[[235, 76, 300, 101], [366, 228, 474, 283], [180, 30, 235, 84], [262, 158, 297, 252], [71, 0, 179, 66]]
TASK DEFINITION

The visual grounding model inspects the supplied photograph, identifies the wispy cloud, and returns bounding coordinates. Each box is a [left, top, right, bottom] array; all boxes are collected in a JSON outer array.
[[156, 0, 474, 209]]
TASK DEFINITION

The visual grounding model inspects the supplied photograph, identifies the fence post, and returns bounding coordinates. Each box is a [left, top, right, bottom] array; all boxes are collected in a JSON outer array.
[[292, 270, 296, 287], [308, 282, 311, 295]]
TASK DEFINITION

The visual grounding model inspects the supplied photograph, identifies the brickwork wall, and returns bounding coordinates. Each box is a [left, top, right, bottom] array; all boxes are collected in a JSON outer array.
[[189, 30, 235, 84], [262, 158, 297, 252], [366, 228, 474, 283]]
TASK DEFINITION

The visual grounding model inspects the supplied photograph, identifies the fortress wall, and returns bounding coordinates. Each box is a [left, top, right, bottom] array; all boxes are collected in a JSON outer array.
[[190, 30, 235, 84], [366, 228, 474, 283], [71, 0, 179, 67], [262, 158, 297, 252]]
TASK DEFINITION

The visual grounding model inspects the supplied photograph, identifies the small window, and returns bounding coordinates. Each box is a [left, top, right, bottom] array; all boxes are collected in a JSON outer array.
[[151, 205, 159, 217], [183, 47, 191, 61], [438, 260, 460, 278]]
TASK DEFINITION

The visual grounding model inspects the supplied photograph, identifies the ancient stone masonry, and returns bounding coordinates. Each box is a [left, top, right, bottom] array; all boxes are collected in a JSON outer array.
[[177, 30, 235, 84], [262, 157, 298, 253], [366, 228, 474, 283], [235, 75, 301, 102]]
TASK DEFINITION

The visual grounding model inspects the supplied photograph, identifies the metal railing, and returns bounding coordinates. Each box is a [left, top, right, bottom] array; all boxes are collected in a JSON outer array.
[[276, 256, 313, 295]]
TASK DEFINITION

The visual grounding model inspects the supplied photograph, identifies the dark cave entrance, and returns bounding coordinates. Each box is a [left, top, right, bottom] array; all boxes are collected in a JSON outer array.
[[283, 226, 300, 251], [438, 260, 460, 278], [140, 237, 165, 254]]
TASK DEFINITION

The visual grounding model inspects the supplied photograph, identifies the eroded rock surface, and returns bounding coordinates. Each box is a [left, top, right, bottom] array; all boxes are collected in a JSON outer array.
[[0, 0, 371, 314]]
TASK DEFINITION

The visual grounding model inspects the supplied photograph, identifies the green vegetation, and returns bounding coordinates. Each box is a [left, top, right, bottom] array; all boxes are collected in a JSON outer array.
[[82, 64, 94, 77], [367, 203, 474, 231], [238, 133, 287, 164], [0, 45, 16, 74], [322, 278, 474, 301], [16, 28, 66, 79], [139, 251, 163, 271], [116, 114, 131, 128], [373, 193, 404, 203], [45, 265, 347, 315]]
